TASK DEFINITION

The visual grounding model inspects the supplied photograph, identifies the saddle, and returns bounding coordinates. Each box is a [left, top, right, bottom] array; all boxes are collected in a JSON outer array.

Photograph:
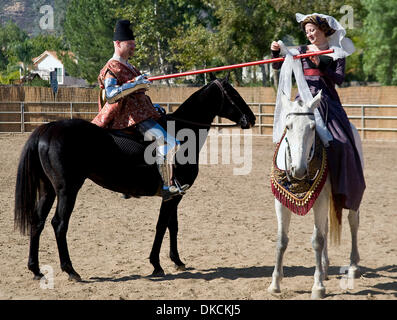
[[109, 129, 147, 157], [270, 130, 328, 216], [108, 107, 168, 158]]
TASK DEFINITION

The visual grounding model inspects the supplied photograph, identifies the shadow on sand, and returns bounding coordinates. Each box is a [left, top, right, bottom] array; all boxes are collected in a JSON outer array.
[[87, 264, 397, 298]]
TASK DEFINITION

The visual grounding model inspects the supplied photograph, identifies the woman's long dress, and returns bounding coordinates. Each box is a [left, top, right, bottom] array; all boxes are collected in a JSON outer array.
[[272, 46, 366, 214]]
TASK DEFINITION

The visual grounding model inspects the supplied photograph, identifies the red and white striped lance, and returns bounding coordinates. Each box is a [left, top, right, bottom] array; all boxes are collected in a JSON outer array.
[[148, 49, 334, 82]]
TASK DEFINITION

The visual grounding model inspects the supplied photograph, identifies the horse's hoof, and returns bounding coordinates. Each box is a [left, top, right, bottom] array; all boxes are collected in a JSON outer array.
[[311, 287, 326, 299], [348, 266, 361, 279], [33, 273, 45, 280], [175, 264, 186, 271], [151, 269, 165, 277], [68, 273, 82, 282], [267, 284, 281, 294]]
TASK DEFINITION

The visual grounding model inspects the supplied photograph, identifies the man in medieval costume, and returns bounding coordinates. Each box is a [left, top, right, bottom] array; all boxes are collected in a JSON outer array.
[[92, 20, 189, 201]]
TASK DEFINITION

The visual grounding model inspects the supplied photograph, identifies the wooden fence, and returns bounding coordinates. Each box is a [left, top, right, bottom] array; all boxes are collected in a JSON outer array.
[[1, 85, 397, 140], [3, 84, 397, 104]]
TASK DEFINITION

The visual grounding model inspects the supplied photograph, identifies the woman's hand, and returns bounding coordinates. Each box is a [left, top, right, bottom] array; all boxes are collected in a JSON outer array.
[[307, 51, 320, 66], [271, 41, 280, 51]]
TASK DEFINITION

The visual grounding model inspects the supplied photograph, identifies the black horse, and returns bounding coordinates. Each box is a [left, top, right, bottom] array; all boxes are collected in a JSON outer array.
[[14, 77, 256, 281]]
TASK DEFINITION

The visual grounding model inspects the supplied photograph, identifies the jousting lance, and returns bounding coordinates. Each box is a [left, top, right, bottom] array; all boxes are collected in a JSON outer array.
[[148, 49, 334, 82]]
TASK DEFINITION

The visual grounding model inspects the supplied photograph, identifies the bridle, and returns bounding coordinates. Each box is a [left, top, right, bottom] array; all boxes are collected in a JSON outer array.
[[284, 112, 316, 182], [213, 79, 245, 120], [168, 79, 244, 128]]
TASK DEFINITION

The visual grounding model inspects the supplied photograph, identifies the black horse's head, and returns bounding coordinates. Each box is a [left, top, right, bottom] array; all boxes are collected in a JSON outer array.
[[210, 75, 256, 129]]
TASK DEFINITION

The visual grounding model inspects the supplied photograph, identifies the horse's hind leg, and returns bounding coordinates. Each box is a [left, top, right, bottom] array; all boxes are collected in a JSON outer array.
[[28, 179, 55, 279], [348, 209, 360, 278], [51, 188, 82, 281], [268, 199, 291, 294]]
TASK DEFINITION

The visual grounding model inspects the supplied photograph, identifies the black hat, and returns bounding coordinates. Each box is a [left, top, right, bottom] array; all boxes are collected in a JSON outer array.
[[113, 20, 135, 41]]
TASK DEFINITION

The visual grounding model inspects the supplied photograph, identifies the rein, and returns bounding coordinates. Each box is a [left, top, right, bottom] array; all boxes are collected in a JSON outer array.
[[166, 116, 211, 128], [213, 79, 245, 119], [168, 80, 242, 128], [286, 112, 314, 118]]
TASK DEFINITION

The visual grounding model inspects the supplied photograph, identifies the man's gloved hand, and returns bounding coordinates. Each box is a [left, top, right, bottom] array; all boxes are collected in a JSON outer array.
[[134, 74, 151, 84]]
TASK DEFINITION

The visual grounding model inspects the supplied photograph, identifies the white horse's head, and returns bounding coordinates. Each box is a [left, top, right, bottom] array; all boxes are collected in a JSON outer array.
[[281, 90, 322, 180]]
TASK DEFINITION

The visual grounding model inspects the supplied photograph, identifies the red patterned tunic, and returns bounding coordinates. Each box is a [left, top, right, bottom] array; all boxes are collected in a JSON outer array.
[[91, 59, 160, 129]]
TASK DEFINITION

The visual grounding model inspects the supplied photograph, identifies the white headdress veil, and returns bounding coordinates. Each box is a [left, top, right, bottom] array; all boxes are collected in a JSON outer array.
[[296, 13, 355, 60]]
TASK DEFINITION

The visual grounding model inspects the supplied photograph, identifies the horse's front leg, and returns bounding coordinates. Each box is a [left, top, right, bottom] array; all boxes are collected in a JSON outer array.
[[268, 199, 291, 294], [149, 197, 181, 276], [167, 197, 186, 271], [348, 209, 360, 278]]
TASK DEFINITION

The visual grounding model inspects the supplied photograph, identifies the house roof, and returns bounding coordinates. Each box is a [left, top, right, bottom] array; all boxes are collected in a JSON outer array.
[[32, 50, 76, 65]]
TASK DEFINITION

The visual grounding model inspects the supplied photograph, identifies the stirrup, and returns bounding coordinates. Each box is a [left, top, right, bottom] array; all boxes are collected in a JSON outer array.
[[162, 186, 181, 202], [173, 178, 190, 195]]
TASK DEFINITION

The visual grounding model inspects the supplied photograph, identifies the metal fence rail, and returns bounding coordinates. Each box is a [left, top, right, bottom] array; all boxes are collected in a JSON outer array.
[[1, 101, 397, 139]]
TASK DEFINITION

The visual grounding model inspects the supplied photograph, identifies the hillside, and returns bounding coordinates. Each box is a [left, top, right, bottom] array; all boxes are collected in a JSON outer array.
[[0, 0, 66, 36]]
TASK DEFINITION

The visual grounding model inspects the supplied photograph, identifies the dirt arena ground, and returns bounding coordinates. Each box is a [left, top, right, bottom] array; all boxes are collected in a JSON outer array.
[[0, 132, 396, 300]]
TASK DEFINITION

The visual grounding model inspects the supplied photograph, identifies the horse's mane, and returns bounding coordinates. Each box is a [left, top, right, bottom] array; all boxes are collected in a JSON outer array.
[[171, 80, 216, 116]]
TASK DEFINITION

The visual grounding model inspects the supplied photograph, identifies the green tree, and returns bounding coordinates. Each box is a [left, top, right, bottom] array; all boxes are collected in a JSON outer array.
[[0, 21, 31, 83], [0, 20, 29, 68], [170, 24, 215, 70], [0, 68, 20, 85], [169, 24, 216, 84], [63, 0, 118, 83], [28, 34, 66, 58], [210, 0, 290, 85], [362, 0, 397, 85], [115, 0, 216, 84]]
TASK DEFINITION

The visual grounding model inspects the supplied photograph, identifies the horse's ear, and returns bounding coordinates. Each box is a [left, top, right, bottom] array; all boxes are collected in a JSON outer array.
[[310, 90, 322, 110], [225, 72, 230, 82], [209, 73, 217, 81]]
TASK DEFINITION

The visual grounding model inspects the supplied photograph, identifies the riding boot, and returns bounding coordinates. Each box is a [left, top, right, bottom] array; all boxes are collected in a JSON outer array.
[[158, 162, 190, 201], [159, 162, 178, 201]]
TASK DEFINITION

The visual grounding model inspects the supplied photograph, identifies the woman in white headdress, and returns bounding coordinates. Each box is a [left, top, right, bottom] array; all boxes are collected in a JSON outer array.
[[270, 13, 365, 217]]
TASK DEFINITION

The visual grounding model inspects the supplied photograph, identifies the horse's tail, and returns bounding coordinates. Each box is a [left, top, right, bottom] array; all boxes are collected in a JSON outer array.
[[14, 125, 46, 236], [329, 193, 342, 245]]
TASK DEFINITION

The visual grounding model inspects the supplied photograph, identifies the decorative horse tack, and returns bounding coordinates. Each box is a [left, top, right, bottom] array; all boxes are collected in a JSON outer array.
[[271, 129, 328, 216]]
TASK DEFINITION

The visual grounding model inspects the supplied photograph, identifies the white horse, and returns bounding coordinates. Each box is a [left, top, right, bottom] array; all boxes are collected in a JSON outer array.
[[267, 91, 362, 299]]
